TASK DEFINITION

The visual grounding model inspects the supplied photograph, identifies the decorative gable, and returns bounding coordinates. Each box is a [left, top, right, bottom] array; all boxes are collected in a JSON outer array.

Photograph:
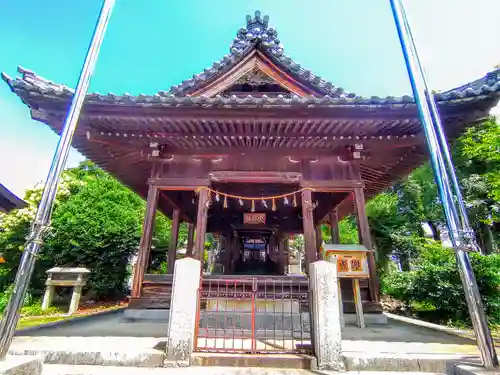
[[190, 52, 313, 98], [219, 68, 292, 98], [169, 11, 354, 99]]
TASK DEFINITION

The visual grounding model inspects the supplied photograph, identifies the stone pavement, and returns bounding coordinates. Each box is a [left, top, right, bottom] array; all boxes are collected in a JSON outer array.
[[10, 310, 492, 373], [42, 365, 445, 375]]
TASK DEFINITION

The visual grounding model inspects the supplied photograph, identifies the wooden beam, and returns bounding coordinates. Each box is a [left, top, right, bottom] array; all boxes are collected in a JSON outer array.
[[209, 171, 301, 184], [329, 210, 340, 244], [194, 188, 209, 263], [87, 129, 421, 145], [300, 180, 363, 190], [131, 182, 159, 298], [167, 208, 180, 274], [354, 187, 379, 302], [158, 191, 191, 222], [315, 224, 323, 258], [278, 233, 286, 275], [301, 189, 317, 273], [158, 147, 348, 158], [149, 177, 210, 189], [186, 223, 195, 257], [80, 104, 423, 121]]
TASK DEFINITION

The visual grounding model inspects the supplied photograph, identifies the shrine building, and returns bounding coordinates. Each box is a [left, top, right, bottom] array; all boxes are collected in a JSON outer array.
[[3, 11, 500, 352]]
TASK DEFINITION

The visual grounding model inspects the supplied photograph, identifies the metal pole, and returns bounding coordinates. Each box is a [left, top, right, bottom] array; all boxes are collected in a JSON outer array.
[[0, 0, 115, 360], [389, 0, 498, 368], [400, 9, 479, 251]]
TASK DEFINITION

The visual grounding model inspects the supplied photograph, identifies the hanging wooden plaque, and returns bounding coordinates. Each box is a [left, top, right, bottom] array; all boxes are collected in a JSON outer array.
[[244, 213, 266, 225]]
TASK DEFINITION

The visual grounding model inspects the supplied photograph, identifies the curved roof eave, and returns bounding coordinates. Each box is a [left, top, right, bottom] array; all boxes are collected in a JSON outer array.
[[0, 184, 27, 213], [1, 10, 500, 110], [2, 65, 500, 110]]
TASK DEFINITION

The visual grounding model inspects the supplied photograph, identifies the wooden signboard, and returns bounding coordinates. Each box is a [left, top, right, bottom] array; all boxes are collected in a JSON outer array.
[[243, 213, 266, 225], [321, 244, 373, 328], [321, 244, 371, 279]]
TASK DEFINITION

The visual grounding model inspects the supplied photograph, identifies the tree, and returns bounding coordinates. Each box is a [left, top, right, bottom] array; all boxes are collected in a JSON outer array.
[[0, 161, 173, 299], [455, 118, 500, 253]]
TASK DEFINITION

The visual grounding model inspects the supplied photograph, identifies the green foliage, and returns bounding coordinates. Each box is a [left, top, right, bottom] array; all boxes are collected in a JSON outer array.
[[0, 161, 173, 300], [338, 218, 359, 244], [457, 118, 500, 223], [382, 242, 500, 326], [0, 285, 33, 314], [20, 302, 62, 317], [381, 271, 415, 301]]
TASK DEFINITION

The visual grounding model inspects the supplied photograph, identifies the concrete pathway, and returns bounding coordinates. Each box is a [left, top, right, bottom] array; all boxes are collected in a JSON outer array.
[[13, 310, 483, 357], [42, 365, 445, 375], [10, 310, 488, 373]]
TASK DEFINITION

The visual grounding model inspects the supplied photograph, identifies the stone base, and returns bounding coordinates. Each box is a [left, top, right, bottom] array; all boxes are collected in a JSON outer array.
[[0, 355, 42, 375], [191, 353, 315, 369]]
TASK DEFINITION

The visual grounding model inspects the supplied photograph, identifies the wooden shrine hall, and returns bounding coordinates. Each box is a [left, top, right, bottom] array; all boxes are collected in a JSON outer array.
[[3, 11, 500, 320]]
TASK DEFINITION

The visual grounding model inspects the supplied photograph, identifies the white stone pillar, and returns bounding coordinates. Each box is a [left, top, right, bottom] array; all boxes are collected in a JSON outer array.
[[41, 286, 54, 311], [68, 274, 84, 315], [309, 259, 345, 371], [68, 286, 82, 315], [165, 257, 201, 367]]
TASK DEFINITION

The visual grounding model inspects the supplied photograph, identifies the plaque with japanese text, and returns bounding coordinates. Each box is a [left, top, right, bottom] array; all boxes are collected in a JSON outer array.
[[243, 213, 266, 225], [321, 244, 372, 278]]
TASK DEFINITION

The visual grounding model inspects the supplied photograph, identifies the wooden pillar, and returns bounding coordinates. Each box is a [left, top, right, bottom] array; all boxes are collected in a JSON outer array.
[[131, 184, 159, 298], [301, 189, 316, 273], [354, 187, 379, 302], [278, 234, 285, 275], [168, 208, 181, 274], [329, 210, 340, 244], [223, 234, 231, 274], [315, 224, 323, 258], [284, 236, 290, 274], [230, 234, 239, 273], [186, 223, 195, 257], [194, 188, 209, 265]]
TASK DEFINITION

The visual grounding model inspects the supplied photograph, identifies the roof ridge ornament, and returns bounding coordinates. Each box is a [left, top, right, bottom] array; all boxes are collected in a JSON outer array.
[[231, 10, 283, 56]]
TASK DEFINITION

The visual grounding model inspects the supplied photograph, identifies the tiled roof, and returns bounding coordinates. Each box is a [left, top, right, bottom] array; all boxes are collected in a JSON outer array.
[[2, 65, 500, 109], [441, 68, 500, 97], [1, 11, 500, 109], [0, 184, 27, 213], [168, 11, 353, 98]]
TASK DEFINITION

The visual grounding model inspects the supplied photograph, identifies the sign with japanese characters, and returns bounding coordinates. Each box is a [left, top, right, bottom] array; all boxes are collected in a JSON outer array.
[[243, 213, 266, 225], [321, 244, 371, 278]]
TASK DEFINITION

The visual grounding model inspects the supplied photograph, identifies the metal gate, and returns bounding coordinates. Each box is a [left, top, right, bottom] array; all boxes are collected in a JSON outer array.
[[194, 277, 311, 354]]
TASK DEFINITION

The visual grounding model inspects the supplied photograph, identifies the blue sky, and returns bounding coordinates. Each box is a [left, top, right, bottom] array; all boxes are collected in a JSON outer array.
[[1, 0, 499, 196]]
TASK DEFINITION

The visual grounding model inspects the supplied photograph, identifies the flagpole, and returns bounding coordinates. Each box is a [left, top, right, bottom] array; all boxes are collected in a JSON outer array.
[[0, 0, 115, 360], [399, 7, 478, 251], [389, 0, 498, 368]]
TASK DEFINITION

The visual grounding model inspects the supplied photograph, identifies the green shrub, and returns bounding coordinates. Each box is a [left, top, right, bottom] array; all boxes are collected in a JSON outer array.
[[20, 301, 62, 317], [0, 162, 178, 301], [382, 241, 500, 326], [0, 285, 33, 314], [381, 271, 415, 302]]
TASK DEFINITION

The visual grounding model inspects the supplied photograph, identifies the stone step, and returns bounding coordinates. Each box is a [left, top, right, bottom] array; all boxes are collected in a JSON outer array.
[[9, 346, 471, 372], [191, 353, 315, 369], [42, 364, 445, 375]]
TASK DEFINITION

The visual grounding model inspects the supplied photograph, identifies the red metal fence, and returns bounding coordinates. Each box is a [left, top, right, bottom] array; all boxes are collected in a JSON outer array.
[[195, 277, 311, 354]]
